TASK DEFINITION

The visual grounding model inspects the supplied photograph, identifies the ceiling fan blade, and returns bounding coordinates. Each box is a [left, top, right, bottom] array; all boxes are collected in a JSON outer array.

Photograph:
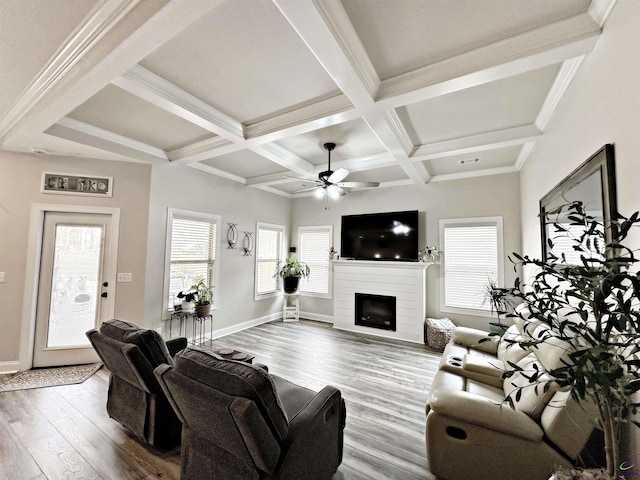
[[292, 186, 321, 194], [337, 181, 380, 188], [327, 168, 349, 184]]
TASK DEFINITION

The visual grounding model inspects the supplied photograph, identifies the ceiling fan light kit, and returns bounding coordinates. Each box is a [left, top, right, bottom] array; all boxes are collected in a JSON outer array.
[[294, 142, 380, 208]]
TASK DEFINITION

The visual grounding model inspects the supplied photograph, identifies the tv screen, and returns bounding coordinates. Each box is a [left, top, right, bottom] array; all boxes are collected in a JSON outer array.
[[341, 210, 419, 261]]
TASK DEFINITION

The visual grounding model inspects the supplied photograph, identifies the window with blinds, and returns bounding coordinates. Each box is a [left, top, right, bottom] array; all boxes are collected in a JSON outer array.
[[298, 226, 332, 297], [165, 209, 220, 310], [440, 217, 503, 313], [255, 222, 284, 297]]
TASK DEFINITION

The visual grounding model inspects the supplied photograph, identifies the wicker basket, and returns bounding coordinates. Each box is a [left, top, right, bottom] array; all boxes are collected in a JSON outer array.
[[425, 317, 455, 351]]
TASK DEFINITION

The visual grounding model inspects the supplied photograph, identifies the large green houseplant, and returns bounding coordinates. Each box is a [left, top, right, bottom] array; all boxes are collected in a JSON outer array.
[[503, 201, 640, 479], [275, 256, 310, 293]]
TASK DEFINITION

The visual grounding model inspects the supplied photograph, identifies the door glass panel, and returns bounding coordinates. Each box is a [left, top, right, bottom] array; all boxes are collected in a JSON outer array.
[[47, 224, 103, 348]]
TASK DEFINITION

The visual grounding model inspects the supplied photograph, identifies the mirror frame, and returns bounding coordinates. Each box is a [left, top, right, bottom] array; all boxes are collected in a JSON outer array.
[[539, 144, 617, 261]]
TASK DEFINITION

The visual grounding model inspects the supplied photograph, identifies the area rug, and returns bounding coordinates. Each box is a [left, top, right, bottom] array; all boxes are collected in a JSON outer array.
[[0, 363, 102, 392]]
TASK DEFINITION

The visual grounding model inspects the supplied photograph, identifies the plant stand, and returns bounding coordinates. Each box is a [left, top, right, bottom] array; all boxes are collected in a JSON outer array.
[[282, 293, 299, 322]]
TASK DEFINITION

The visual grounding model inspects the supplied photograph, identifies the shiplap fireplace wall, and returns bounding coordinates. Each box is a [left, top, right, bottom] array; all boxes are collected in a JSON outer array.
[[332, 260, 430, 344]]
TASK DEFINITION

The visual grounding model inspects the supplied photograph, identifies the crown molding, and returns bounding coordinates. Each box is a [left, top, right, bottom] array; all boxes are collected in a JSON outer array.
[[168, 136, 233, 163], [244, 93, 355, 141], [187, 161, 246, 184], [514, 141, 536, 170], [114, 65, 245, 140], [47, 116, 167, 162], [0, 0, 140, 140], [377, 13, 600, 108], [588, 0, 617, 27], [430, 165, 519, 183], [535, 56, 585, 131], [412, 124, 541, 161]]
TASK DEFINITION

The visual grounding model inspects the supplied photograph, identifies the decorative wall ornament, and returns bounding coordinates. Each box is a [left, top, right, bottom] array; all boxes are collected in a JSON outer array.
[[243, 232, 254, 256], [41, 172, 113, 197], [227, 223, 238, 249]]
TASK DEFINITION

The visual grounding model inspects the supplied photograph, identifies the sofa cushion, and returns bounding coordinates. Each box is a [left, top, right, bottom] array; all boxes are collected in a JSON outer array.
[[175, 346, 289, 441], [503, 354, 557, 421], [496, 324, 530, 365], [100, 318, 174, 367]]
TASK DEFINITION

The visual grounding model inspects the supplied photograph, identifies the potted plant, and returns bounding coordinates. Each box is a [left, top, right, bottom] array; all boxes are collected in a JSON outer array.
[[275, 256, 310, 293], [504, 201, 640, 480], [178, 278, 213, 316], [419, 245, 441, 263], [482, 278, 517, 336]]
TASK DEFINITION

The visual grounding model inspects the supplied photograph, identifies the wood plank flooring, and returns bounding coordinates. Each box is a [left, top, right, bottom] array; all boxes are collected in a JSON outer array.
[[0, 320, 441, 479]]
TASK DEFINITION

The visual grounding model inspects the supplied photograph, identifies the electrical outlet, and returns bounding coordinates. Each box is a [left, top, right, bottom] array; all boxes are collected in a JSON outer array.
[[117, 273, 132, 282], [0, 272, 5, 283]]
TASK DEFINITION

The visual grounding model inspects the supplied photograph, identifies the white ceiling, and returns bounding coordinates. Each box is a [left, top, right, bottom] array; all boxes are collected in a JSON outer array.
[[0, 0, 617, 198]]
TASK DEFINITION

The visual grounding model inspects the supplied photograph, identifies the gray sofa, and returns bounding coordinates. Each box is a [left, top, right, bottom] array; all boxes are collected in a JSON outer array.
[[154, 346, 346, 480], [86, 318, 187, 448], [425, 314, 597, 480]]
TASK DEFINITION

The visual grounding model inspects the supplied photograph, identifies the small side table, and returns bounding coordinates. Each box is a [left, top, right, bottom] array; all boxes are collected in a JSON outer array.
[[169, 310, 213, 345], [283, 292, 299, 322]]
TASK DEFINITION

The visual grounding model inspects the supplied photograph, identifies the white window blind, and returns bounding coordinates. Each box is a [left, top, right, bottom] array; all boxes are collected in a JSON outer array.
[[166, 211, 219, 309], [256, 223, 284, 296], [299, 226, 332, 296], [441, 218, 502, 312]]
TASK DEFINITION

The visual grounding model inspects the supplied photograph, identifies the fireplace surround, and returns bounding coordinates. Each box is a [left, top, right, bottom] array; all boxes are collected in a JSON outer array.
[[333, 260, 430, 343]]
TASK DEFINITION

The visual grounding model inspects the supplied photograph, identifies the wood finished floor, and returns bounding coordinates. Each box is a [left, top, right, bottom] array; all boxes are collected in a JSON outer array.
[[0, 320, 441, 480]]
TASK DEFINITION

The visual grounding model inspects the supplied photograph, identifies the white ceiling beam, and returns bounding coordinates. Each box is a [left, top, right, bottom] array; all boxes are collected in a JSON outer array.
[[187, 161, 246, 184], [113, 65, 245, 141], [535, 56, 585, 131], [588, 0, 618, 27], [244, 93, 357, 141], [411, 124, 542, 161], [274, 0, 379, 107], [0, 0, 141, 142], [10, 0, 224, 142], [252, 143, 315, 176], [377, 13, 601, 109], [46, 117, 167, 163]]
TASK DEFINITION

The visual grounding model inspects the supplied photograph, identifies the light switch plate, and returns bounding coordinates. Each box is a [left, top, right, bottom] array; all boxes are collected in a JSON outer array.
[[117, 272, 132, 282], [0, 272, 5, 283]]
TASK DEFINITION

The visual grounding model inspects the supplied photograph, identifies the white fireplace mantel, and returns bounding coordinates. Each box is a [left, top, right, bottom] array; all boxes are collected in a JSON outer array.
[[332, 260, 433, 344]]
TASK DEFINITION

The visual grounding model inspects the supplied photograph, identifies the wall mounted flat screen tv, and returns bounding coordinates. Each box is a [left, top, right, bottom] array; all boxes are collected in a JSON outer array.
[[340, 210, 419, 261]]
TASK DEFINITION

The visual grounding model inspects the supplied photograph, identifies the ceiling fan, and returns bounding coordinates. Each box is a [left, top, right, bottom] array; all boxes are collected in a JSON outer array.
[[292, 142, 380, 202]]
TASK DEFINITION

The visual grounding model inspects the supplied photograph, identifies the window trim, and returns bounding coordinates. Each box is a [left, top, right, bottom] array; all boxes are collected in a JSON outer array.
[[298, 225, 333, 299], [439, 216, 504, 317], [254, 221, 286, 300], [164, 208, 222, 314]]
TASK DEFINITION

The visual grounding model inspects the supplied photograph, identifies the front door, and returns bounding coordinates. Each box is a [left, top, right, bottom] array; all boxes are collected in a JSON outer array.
[[33, 212, 114, 367]]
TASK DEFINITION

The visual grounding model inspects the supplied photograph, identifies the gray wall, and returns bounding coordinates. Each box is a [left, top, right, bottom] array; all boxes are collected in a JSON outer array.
[[143, 161, 292, 332], [291, 172, 522, 331], [518, 0, 639, 464], [0, 152, 151, 369]]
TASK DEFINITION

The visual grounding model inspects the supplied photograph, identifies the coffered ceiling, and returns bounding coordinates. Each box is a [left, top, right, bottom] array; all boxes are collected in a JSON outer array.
[[0, 0, 617, 197]]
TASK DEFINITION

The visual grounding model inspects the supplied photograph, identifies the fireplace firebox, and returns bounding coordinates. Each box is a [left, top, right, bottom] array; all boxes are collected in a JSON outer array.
[[355, 293, 396, 331]]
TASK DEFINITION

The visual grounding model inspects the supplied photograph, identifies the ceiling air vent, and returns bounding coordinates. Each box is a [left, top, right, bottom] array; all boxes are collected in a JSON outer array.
[[459, 157, 480, 165]]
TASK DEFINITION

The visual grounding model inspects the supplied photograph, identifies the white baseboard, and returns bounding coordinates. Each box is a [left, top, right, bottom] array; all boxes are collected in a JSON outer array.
[[0, 361, 20, 374], [300, 311, 334, 324], [209, 312, 281, 340]]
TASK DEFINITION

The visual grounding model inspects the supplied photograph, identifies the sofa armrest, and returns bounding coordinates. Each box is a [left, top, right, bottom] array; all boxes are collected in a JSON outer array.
[[429, 388, 543, 442], [277, 386, 345, 479], [165, 337, 187, 357], [451, 327, 499, 354]]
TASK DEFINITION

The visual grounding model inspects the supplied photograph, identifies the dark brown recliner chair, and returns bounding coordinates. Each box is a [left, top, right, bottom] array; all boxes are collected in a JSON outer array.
[[154, 346, 346, 480], [86, 318, 187, 449]]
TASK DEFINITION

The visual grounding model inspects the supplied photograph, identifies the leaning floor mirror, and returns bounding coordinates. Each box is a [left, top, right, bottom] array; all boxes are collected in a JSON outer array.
[[539, 144, 617, 263]]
